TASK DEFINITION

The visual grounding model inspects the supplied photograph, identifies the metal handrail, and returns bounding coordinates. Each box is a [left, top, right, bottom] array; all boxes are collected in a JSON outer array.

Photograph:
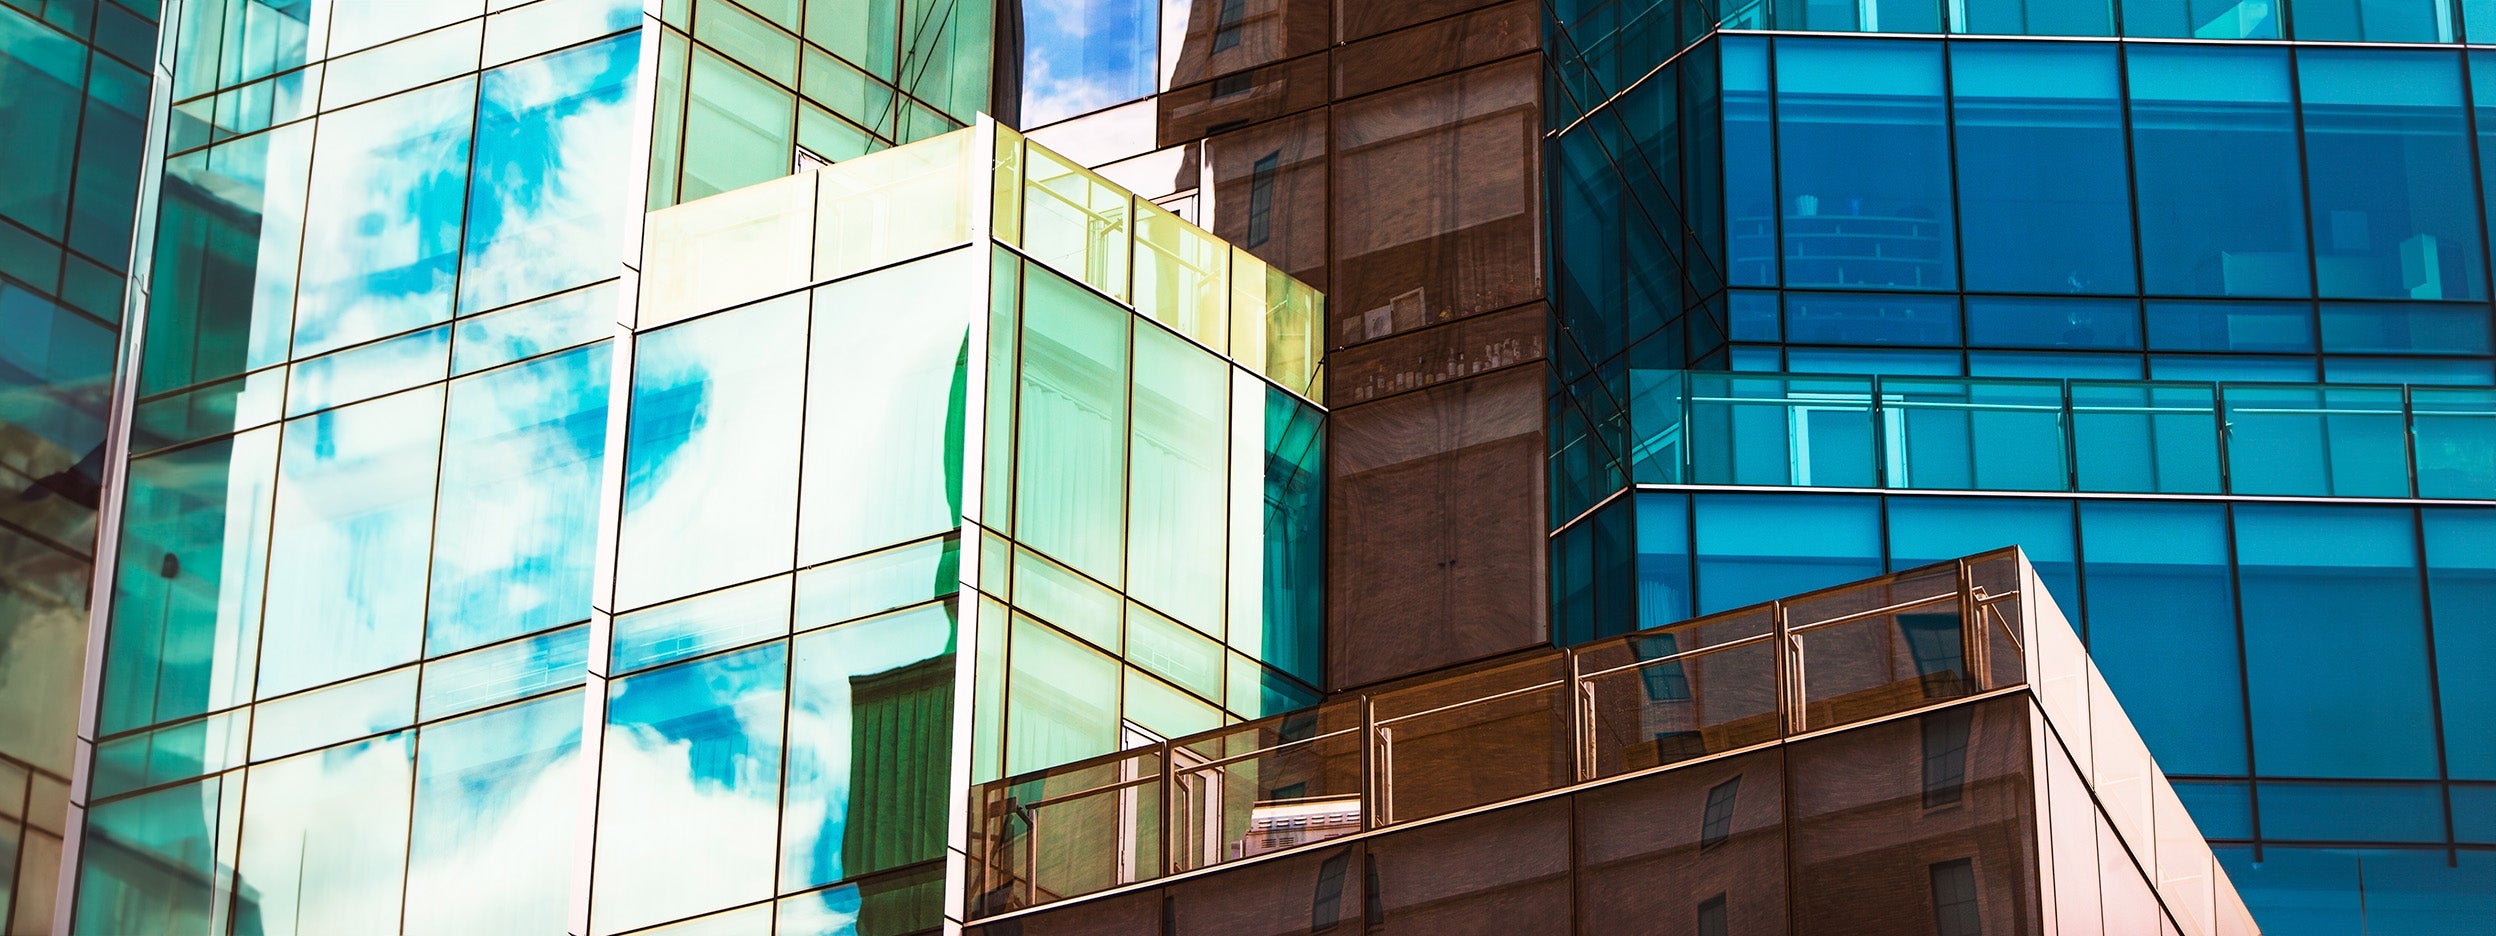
[[1573, 631, 1776, 681], [1785, 590, 1960, 634]]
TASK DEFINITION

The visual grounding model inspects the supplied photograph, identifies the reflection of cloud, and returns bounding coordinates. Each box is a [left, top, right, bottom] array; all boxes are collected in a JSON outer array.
[[460, 35, 639, 316], [257, 388, 442, 697], [293, 78, 475, 357], [235, 734, 416, 935], [1019, 0, 1156, 125], [1021, 53, 1139, 127], [591, 722, 781, 934], [404, 693, 583, 936], [427, 344, 609, 654]]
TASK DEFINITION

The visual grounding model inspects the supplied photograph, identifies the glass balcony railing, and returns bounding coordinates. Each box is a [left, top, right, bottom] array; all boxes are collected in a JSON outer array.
[[1625, 371, 2495, 499], [969, 549, 2051, 917]]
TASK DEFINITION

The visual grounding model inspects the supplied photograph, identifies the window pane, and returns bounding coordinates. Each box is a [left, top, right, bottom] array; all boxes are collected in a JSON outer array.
[[2292, 0, 2454, 40], [426, 343, 607, 652], [2079, 501, 2247, 775], [617, 294, 807, 610], [681, 49, 794, 202], [2236, 505, 2438, 779], [1775, 39, 1954, 291], [101, 428, 276, 732], [2070, 381, 2223, 494], [2121, 0, 2281, 36], [258, 387, 443, 698], [462, 34, 641, 315], [806, 0, 898, 81], [295, 77, 478, 358], [1950, 42, 2134, 295], [593, 643, 787, 934], [1229, 378, 1323, 684], [1005, 615, 1118, 775], [1017, 0, 1155, 125], [1014, 265, 1130, 586], [2128, 46, 2308, 298], [1886, 497, 2077, 602], [1128, 325, 1227, 634], [2222, 385, 2410, 497], [782, 604, 956, 889], [236, 733, 414, 936], [0, 7, 82, 239], [406, 690, 583, 936], [2427, 509, 2496, 779], [72, 778, 224, 935], [1723, 37, 1776, 287], [2301, 50, 2483, 301], [2144, 299, 2314, 353], [799, 250, 977, 566], [141, 122, 313, 394], [1966, 297, 2141, 351], [1692, 493, 1881, 613]]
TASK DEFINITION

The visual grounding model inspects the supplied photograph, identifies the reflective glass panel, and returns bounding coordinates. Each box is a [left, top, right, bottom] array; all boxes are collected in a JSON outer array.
[[2426, 509, 2496, 779], [1014, 265, 1130, 586], [1950, 42, 2134, 295], [594, 643, 788, 934], [2236, 506, 2438, 779], [1692, 493, 1881, 613], [101, 428, 276, 732], [2079, 501, 2247, 774], [1005, 615, 1117, 775], [1018, 0, 1155, 125], [782, 604, 956, 889], [1774, 39, 1954, 291], [2301, 49, 2483, 301], [406, 690, 582, 936], [141, 122, 313, 394], [2127, 46, 2308, 298], [462, 33, 641, 315], [428, 344, 609, 653], [235, 733, 414, 936], [1128, 325, 1227, 634], [294, 77, 478, 357], [799, 249, 977, 566], [681, 48, 794, 202]]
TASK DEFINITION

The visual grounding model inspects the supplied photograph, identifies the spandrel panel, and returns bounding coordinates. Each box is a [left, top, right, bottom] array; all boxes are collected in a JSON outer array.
[[130, 368, 283, 455], [101, 427, 276, 732], [2128, 45, 2308, 298], [283, 323, 450, 417], [594, 642, 788, 935], [1364, 797, 1571, 934], [611, 574, 794, 675], [616, 293, 807, 611], [248, 665, 418, 762], [406, 690, 583, 936], [294, 77, 478, 358], [811, 129, 973, 281], [258, 386, 444, 699], [799, 248, 977, 566], [782, 604, 957, 890], [428, 343, 609, 653], [777, 865, 946, 935], [235, 733, 415, 936], [419, 623, 591, 720], [453, 283, 616, 376], [795, 535, 959, 632], [641, 172, 816, 328], [1127, 324, 1228, 634], [2236, 505, 2438, 779], [461, 33, 641, 316], [141, 121, 312, 394], [1015, 264, 1131, 586]]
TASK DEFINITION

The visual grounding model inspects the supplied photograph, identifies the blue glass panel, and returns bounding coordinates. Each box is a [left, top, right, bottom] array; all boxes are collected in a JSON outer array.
[[2171, 779, 2254, 839], [294, 77, 477, 358], [782, 604, 955, 890], [1686, 373, 1877, 486], [258, 387, 444, 698], [594, 642, 787, 934], [1783, 347, 1961, 375], [1774, 39, 1954, 291], [2122, 0, 2281, 37], [2457, 784, 2496, 843], [2292, 0, 2454, 41], [2414, 390, 2496, 498], [2235, 505, 2438, 779], [1727, 291, 1779, 342], [1886, 497, 2076, 601], [1722, 37, 1777, 288], [2069, 381, 2223, 493], [2225, 849, 2496, 936], [2325, 356, 2495, 385], [1950, 42, 2134, 295], [2216, 847, 2364, 935], [1969, 351, 2143, 380], [2319, 302, 2490, 355], [1965, 297, 2140, 351], [1691, 493, 1882, 613], [461, 34, 640, 315], [2148, 353, 2317, 383], [0, 4, 84, 240], [2426, 509, 2496, 779], [428, 343, 609, 654], [2079, 501, 2247, 775], [2144, 300, 2315, 353], [1782, 292, 1958, 346], [1253, 384, 1324, 685], [1957, 0, 2112, 35], [2223, 385, 2410, 497], [1886, 377, 2069, 491], [2127, 45, 2307, 298], [616, 295, 807, 611], [799, 249, 977, 566], [1018, 0, 1154, 125], [2301, 50, 2483, 301], [2259, 781, 2447, 842], [406, 690, 582, 936], [1633, 493, 1693, 630]]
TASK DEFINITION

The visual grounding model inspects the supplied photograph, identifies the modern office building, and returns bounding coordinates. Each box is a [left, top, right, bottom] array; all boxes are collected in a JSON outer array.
[[4, 0, 2488, 932]]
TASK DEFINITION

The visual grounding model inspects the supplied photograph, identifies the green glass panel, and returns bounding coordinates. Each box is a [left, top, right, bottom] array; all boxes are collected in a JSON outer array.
[[682, 48, 795, 201], [141, 122, 313, 394], [1133, 200, 1228, 351], [981, 248, 1018, 533], [799, 104, 875, 164], [1226, 652, 1319, 720], [72, 778, 224, 935], [1126, 602, 1222, 702], [1013, 265, 1129, 584], [800, 249, 977, 565], [805, 0, 897, 81], [650, 27, 689, 210], [1122, 668, 1219, 739], [801, 45, 895, 139], [1128, 325, 1228, 635], [696, 0, 796, 84], [1005, 614, 1116, 775], [972, 595, 1008, 782], [795, 535, 960, 632], [1022, 146, 1130, 302], [101, 427, 276, 732], [1250, 384, 1323, 685], [782, 603, 956, 889], [0, 2, 88, 236], [1010, 548, 1120, 650], [899, 0, 990, 123]]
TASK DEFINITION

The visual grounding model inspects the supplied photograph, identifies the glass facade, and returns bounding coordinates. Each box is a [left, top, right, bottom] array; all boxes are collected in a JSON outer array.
[[1551, 4, 2496, 929]]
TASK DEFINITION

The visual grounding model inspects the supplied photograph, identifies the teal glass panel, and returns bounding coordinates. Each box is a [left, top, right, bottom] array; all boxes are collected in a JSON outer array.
[[900, 0, 989, 123], [681, 48, 795, 202], [1014, 265, 1130, 586], [2171, 780, 2253, 838], [1968, 351, 2141, 380], [294, 76, 477, 358], [594, 642, 788, 934], [2122, 0, 2280, 36], [1005, 615, 1117, 775], [1687, 373, 1876, 487], [0, 4, 85, 240], [1723, 37, 1776, 288], [2128, 45, 2307, 297], [1127, 325, 1227, 634], [70, 55, 148, 263], [257, 387, 443, 698], [2069, 381, 2223, 494], [1225, 652, 1318, 720], [429, 344, 610, 653], [1633, 492, 1694, 630], [2301, 50, 2483, 301], [1245, 382, 1323, 684], [2426, 509, 2496, 779], [71, 778, 224, 935], [2320, 302, 2490, 356], [1949, 42, 2134, 295], [1886, 496, 2077, 603], [2222, 385, 2410, 497], [2414, 388, 2496, 499], [168, 0, 321, 98], [142, 122, 313, 394], [617, 294, 807, 611], [1887, 377, 2068, 492], [418, 623, 590, 721], [406, 690, 583, 936], [2325, 356, 2493, 385], [1126, 601, 1222, 702], [2292, 0, 2454, 40], [799, 249, 976, 566], [235, 732, 414, 936], [777, 865, 945, 936], [452, 282, 616, 375], [248, 666, 417, 762], [89, 709, 248, 801], [2150, 352, 2317, 383], [1964, 297, 2140, 351], [804, 0, 898, 81], [1124, 668, 1219, 739], [100, 428, 276, 732], [2258, 782, 2446, 841], [284, 322, 450, 417], [1011, 547, 1120, 649], [696, 0, 797, 84], [1774, 38, 1954, 291], [1772, 0, 1940, 31], [1692, 493, 1882, 613], [0, 284, 113, 482], [795, 535, 959, 633], [1955, 0, 2111, 34], [611, 574, 793, 675], [782, 604, 956, 890], [2236, 505, 2439, 779], [2144, 299, 2314, 353], [462, 33, 641, 315], [1783, 292, 1958, 346]]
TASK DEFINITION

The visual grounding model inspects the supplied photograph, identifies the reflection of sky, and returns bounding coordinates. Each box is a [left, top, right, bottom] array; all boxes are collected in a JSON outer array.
[[427, 344, 609, 654], [781, 606, 956, 889], [406, 691, 581, 936], [460, 34, 638, 316], [293, 77, 475, 358], [1020, 0, 1158, 126], [235, 733, 416, 935], [596, 643, 786, 935]]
